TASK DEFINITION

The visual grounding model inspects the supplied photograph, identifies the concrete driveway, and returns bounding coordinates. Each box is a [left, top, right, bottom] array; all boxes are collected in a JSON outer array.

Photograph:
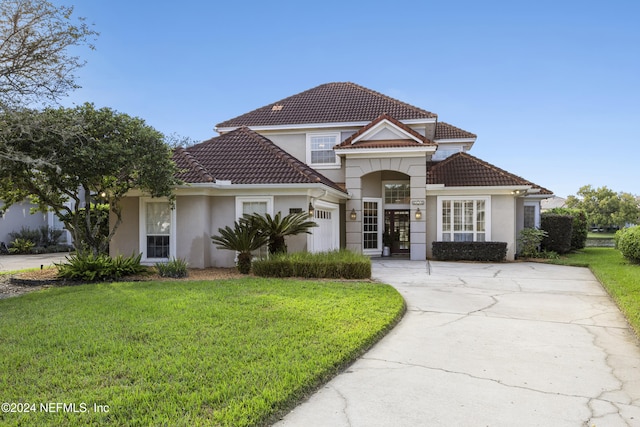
[[0, 253, 70, 272], [275, 260, 640, 426]]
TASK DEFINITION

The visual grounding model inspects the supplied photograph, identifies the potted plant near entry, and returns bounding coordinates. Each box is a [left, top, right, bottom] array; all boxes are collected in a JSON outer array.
[[382, 229, 391, 257]]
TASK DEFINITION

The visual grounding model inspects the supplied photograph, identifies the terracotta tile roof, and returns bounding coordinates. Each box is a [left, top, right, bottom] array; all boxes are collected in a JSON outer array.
[[435, 122, 477, 139], [173, 127, 347, 193], [216, 82, 437, 128], [336, 113, 436, 149], [427, 152, 553, 194]]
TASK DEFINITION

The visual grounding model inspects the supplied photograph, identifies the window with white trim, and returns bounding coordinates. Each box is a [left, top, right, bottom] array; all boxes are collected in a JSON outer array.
[[438, 197, 490, 242], [140, 199, 176, 262], [363, 198, 382, 252], [235, 196, 273, 257], [307, 133, 340, 167]]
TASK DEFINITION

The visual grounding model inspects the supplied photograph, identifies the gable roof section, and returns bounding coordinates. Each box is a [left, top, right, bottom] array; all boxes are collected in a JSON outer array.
[[435, 122, 477, 140], [173, 127, 347, 193], [216, 82, 437, 129], [427, 152, 553, 194], [335, 113, 436, 149]]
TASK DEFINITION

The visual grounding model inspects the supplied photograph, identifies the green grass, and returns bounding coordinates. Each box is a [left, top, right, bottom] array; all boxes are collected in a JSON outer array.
[[549, 248, 640, 336], [0, 278, 404, 426], [587, 232, 616, 239]]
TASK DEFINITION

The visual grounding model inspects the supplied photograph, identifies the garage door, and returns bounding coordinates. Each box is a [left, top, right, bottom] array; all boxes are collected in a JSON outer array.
[[311, 201, 339, 253]]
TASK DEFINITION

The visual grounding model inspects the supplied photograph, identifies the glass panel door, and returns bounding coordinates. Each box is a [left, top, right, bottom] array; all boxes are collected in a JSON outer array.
[[384, 210, 410, 254]]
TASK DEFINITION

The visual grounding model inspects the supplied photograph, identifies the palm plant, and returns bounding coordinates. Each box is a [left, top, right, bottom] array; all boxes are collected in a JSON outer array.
[[247, 211, 317, 255], [211, 220, 269, 274]]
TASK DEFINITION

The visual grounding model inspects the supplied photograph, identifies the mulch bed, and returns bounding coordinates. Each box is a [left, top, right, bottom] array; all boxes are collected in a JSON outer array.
[[0, 267, 244, 300]]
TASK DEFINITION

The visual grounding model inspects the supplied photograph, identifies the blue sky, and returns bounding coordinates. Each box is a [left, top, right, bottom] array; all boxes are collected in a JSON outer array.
[[58, 0, 639, 198]]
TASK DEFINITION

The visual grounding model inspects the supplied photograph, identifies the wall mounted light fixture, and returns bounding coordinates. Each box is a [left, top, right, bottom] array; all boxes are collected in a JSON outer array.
[[308, 202, 315, 217], [415, 208, 422, 220], [350, 208, 357, 220]]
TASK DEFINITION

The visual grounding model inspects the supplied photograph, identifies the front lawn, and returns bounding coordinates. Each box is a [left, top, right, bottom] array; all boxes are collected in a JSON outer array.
[[549, 248, 640, 336], [0, 278, 404, 426]]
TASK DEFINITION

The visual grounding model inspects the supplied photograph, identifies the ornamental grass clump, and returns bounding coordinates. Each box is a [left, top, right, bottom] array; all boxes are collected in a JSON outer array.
[[155, 258, 189, 278], [56, 252, 148, 281]]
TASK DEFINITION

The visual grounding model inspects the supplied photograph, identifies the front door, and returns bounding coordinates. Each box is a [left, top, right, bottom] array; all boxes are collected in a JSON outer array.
[[384, 210, 410, 254]]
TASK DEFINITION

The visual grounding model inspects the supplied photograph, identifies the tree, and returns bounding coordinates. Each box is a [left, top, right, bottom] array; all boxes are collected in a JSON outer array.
[[0, 0, 98, 108], [247, 211, 317, 255], [211, 221, 269, 274], [0, 103, 180, 254], [566, 185, 640, 230]]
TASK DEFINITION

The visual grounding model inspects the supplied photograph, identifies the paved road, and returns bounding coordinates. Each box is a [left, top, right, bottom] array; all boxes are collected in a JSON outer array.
[[0, 253, 70, 272], [275, 260, 640, 426]]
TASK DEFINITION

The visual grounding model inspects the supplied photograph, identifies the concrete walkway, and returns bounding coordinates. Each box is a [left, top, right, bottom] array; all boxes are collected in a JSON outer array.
[[275, 260, 640, 426], [0, 253, 70, 272]]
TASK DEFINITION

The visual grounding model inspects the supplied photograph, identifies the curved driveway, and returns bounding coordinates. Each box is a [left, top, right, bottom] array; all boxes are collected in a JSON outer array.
[[276, 260, 640, 426]]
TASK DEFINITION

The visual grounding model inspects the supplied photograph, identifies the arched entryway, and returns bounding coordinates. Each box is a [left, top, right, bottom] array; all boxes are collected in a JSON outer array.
[[345, 161, 427, 260]]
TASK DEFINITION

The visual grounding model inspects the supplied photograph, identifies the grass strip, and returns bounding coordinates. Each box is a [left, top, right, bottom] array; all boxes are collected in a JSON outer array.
[[549, 248, 640, 336], [0, 277, 404, 426]]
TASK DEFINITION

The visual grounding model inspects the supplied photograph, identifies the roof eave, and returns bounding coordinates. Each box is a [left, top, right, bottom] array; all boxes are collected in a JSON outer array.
[[434, 138, 476, 144], [426, 184, 533, 195], [175, 182, 349, 198], [337, 146, 436, 158]]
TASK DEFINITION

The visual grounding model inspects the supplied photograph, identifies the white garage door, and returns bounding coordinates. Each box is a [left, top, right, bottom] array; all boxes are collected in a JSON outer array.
[[311, 201, 339, 253]]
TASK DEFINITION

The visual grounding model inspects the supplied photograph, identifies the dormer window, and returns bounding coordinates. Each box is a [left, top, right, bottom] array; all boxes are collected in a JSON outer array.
[[307, 132, 340, 168]]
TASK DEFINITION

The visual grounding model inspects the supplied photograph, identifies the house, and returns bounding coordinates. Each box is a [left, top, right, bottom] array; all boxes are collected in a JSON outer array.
[[0, 200, 71, 247], [541, 196, 567, 212], [110, 82, 552, 267]]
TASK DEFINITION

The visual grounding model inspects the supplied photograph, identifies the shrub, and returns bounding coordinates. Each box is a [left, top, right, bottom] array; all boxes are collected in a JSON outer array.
[[517, 228, 548, 258], [615, 226, 640, 263], [9, 227, 40, 245], [246, 211, 317, 255], [155, 258, 189, 278], [541, 213, 573, 254], [432, 241, 507, 262], [549, 208, 588, 250], [8, 238, 35, 254], [252, 250, 371, 279], [8, 225, 65, 252], [57, 252, 148, 281], [211, 221, 269, 274]]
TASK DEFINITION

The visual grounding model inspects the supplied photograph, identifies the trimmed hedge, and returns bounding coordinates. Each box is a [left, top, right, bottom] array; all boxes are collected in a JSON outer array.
[[615, 226, 640, 263], [541, 214, 573, 254], [432, 241, 507, 262], [252, 250, 371, 279], [549, 207, 588, 250]]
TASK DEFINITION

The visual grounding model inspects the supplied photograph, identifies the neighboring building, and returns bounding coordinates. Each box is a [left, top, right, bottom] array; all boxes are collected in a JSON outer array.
[[0, 200, 72, 247], [541, 196, 567, 212], [110, 82, 552, 267]]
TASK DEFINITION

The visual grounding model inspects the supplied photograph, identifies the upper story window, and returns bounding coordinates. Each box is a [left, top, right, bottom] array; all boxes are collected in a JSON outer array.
[[384, 183, 410, 205], [307, 132, 340, 168]]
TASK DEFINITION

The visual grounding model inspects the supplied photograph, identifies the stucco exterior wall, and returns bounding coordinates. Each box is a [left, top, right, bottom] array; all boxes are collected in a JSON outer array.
[[274, 195, 309, 254], [210, 196, 235, 268], [110, 197, 139, 257], [176, 196, 212, 269], [491, 195, 517, 260], [266, 133, 306, 163]]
